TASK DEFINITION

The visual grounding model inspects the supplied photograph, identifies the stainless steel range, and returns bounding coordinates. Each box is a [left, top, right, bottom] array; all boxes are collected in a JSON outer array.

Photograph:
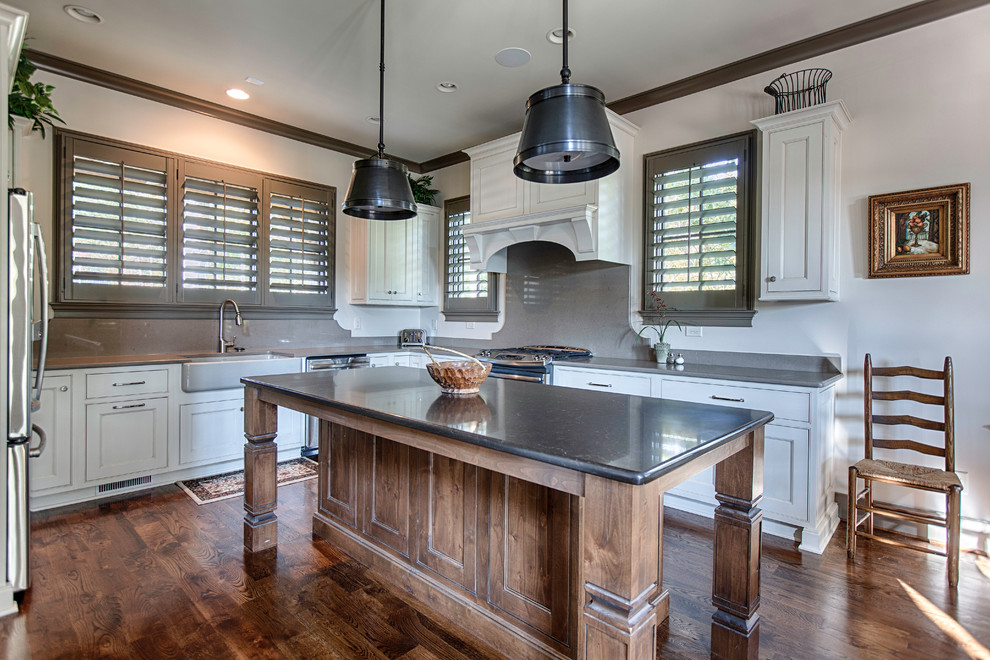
[[475, 345, 592, 384]]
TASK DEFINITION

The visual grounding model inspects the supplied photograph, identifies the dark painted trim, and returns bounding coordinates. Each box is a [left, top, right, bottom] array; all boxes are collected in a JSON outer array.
[[27, 0, 990, 166], [420, 150, 470, 173], [608, 0, 990, 115], [52, 302, 338, 320], [25, 49, 421, 173]]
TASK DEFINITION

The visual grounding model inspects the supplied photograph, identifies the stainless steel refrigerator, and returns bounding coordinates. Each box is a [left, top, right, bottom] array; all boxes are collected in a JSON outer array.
[[7, 189, 49, 594]]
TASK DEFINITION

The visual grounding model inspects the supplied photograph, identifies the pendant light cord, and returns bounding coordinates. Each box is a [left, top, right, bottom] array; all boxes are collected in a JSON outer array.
[[560, 0, 570, 84], [378, 0, 386, 158]]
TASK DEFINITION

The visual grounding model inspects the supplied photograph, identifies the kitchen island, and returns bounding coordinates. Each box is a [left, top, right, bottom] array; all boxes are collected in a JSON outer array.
[[241, 368, 773, 660]]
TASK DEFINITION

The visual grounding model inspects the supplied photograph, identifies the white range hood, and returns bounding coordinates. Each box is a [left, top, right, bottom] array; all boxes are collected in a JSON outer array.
[[460, 110, 639, 273]]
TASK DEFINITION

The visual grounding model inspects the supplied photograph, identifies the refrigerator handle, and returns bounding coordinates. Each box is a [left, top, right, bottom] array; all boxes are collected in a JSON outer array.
[[30, 222, 50, 410], [28, 424, 46, 459]]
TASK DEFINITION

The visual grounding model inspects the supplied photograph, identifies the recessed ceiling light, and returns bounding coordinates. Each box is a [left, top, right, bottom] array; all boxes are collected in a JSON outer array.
[[244, 77, 265, 86], [495, 47, 531, 68], [226, 88, 250, 100], [366, 116, 381, 124], [436, 81, 458, 93], [546, 28, 576, 44], [63, 5, 103, 24]]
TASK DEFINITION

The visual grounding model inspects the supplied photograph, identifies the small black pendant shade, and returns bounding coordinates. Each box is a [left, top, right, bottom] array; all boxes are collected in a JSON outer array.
[[514, 0, 618, 184], [342, 0, 417, 220]]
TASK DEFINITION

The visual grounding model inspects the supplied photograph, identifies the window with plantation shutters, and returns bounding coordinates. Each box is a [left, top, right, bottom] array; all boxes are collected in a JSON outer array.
[[56, 130, 336, 315], [442, 196, 499, 320], [267, 181, 333, 305], [63, 140, 170, 303], [642, 131, 756, 326], [180, 165, 260, 303]]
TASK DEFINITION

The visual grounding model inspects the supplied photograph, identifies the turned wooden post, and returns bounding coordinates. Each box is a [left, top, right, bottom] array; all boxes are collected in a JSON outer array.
[[243, 385, 279, 552], [582, 475, 663, 660], [711, 428, 764, 660]]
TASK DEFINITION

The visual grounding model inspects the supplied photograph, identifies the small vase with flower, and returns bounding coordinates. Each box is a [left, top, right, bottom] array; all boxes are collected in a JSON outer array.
[[638, 291, 682, 364]]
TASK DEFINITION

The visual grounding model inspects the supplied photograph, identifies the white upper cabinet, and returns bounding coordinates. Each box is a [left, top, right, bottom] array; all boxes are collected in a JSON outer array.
[[753, 101, 850, 301], [461, 110, 639, 272], [350, 204, 441, 307]]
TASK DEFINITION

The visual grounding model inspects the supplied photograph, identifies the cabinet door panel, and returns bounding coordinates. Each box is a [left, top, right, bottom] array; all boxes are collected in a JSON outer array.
[[85, 397, 168, 481], [488, 474, 572, 643], [763, 123, 825, 295], [416, 453, 478, 593], [526, 180, 596, 214], [179, 398, 243, 465], [363, 436, 412, 557], [762, 425, 810, 522], [319, 422, 361, 529], [472, 148, 525, 224], [30, 375, 73, 492]]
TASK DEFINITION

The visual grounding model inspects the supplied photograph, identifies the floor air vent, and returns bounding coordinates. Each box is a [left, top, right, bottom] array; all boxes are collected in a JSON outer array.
[[98, 475, 152, 493]]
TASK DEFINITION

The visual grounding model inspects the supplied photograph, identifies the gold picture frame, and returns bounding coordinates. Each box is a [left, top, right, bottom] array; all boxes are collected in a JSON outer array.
[[867, 183, 970, 278]]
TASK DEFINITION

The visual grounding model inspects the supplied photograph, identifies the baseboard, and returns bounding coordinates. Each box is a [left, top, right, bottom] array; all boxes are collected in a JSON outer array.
[[0, 583, 18, 618]]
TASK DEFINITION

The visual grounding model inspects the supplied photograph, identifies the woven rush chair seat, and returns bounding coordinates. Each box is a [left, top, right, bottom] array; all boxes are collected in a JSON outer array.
[[852, 458, 962, 492]]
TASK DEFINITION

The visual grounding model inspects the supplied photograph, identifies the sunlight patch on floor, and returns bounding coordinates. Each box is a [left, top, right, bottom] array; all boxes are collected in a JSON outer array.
[[898, 579, 989, 660]]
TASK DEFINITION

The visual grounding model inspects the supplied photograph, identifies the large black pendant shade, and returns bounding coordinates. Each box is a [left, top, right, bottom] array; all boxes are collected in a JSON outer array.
[[343, 157, 416, 221], [514, 0, 618, 184], [342, 0, 417, 220]]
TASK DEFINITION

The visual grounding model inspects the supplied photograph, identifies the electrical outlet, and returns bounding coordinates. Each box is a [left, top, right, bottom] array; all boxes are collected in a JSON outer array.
[[352, 317, 361, 330], [466, 322, 475, 329], [432, 319, 438, 331], [685, 325, 702, 337]]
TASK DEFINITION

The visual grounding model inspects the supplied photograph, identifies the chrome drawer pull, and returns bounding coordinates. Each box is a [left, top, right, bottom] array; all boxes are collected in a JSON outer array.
[[711, 395, 744, 403], [588, 382, 613, 388], [112, 380, 146, 387], [112, 403, 146, 410]]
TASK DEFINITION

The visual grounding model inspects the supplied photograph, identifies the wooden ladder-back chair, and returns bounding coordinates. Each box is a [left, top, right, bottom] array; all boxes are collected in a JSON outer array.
[[847, 354, 963, 587]]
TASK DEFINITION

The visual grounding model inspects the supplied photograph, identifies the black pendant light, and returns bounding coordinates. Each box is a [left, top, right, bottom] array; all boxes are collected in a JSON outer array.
[[342, 0, 417, 220], [514, 0, 619, 184]]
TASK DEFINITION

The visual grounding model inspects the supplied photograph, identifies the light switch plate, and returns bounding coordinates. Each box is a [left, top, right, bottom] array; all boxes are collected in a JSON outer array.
[[685, 326, 702, 337]]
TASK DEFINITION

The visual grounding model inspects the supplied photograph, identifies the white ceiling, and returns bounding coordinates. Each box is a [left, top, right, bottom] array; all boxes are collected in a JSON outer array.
[[18, 0, 921, 163]]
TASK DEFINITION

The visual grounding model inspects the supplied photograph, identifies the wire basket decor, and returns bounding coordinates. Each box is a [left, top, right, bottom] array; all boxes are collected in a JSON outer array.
[[763, 68, 832, 114]]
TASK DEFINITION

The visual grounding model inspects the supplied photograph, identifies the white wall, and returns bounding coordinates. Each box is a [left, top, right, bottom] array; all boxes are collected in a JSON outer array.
[[20, 71, 426, 340], [626, 7, 990, 534]]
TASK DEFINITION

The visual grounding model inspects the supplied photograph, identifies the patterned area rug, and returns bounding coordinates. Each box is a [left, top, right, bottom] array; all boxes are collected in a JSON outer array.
[[176, 457, 317, 505]]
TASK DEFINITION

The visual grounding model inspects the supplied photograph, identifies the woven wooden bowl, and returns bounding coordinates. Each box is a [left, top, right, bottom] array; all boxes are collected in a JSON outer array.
[[426, 360, 492, 395]]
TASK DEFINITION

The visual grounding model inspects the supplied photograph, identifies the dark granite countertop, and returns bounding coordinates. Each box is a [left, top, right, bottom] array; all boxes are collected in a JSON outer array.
[[242, 367, 774, 486], [556, 356, 843, 389]]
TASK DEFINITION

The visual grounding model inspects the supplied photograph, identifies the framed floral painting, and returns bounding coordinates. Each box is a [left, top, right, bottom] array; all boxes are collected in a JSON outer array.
[[867, 183, 970, 278]]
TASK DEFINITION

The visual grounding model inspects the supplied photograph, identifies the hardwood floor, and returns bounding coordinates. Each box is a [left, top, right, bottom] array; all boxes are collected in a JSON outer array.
[[0, 478, 986, 659]]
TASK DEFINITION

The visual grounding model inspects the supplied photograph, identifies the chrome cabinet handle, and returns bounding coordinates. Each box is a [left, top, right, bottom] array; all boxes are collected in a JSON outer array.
[[711, 395, 745, 403], [587, 382, 613, 388], [59, 385, 68, 392], [113, 380, 146, 387], [112, 402, 146, 410], [768, 276, 777, 282]]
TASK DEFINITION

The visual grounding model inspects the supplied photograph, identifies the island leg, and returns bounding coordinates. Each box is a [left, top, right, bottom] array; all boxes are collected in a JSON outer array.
[[711, 428, 764, 660], [582, 475, 663, 660], [243, 385, 279, 552]]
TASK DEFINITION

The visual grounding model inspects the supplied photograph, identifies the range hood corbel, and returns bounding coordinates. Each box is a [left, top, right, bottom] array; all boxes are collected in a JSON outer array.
[[461, 204, 599, 273]]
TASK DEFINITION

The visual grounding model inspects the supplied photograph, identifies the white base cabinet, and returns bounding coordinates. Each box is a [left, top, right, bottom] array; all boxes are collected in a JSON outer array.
[[85, 396, 168, 480], [29, 375, 73, 493], [552, 364, 839, 554]]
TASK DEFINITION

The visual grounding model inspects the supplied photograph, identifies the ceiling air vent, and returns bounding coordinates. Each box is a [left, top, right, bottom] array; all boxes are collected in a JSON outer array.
[[98, 475, 152, 494]]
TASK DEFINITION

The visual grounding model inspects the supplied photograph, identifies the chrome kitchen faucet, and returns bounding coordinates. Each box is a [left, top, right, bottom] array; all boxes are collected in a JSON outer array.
[[218, 299, 242, 353]]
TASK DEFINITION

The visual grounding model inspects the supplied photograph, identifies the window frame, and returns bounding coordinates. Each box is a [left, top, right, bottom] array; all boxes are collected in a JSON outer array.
[[54, 129, 336, 318], [641, 130, 757, 328], [441, 195, 499, 322]]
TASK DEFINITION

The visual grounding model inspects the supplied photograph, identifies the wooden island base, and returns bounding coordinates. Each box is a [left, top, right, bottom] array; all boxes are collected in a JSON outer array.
[[242, 383, 765, 660]]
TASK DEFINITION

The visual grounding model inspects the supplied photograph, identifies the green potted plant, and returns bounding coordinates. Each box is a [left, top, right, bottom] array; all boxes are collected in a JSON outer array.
[[638, 291, 681, 363], [9, 53, 64, 137], [408, 174, 439, 206]]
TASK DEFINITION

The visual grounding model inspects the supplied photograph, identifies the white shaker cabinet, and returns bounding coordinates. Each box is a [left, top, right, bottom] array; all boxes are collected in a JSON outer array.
[[752, 101, 850, 301], [29, 375, 73, 493], [350, 205, 441, 307], [85, 396, 168, 481]]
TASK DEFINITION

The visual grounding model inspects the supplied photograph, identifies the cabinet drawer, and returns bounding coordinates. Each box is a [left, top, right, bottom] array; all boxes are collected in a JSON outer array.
[[85, 397, 168, 481], [86, 369, 169, 399], [553, 367, 653, 397], [661, 379, 810, 423]]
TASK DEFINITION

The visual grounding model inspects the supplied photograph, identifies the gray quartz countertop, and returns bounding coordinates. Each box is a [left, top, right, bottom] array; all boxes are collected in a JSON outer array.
[[556, 356, 843, 389], [242, 367, 774, 485]]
